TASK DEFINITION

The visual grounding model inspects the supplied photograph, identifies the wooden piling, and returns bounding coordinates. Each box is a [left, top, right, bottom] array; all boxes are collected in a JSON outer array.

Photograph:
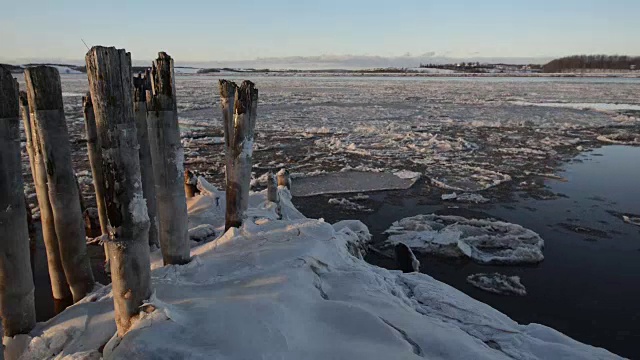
[[19, 90, 73, 307], [0, 66, 36, 336], [133, 74, 159, 248], [86, 46, 152, 336], [267, 171, 278, 203], [219, 80, 258, 230], [184, 169, 199, 198], [277, 168, 291, 190], [25, 66, 94, 303], [146, 52, 190, 265], [83, 93, 111, 272], [19, 93, 37, 275]]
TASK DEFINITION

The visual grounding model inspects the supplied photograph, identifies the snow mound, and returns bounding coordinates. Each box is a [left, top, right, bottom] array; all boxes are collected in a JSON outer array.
[[385, 214, 544, 264], [15, 188, 617, 359], [467, 273, 527, 296]]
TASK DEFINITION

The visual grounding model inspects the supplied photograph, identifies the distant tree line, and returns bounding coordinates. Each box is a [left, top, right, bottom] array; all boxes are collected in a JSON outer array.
[[543, 55, 640, 73], [419, 63, 542, 73]]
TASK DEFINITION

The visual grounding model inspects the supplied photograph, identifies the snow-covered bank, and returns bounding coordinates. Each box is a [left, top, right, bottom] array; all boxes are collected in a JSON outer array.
[[10, 184, 620, 359]]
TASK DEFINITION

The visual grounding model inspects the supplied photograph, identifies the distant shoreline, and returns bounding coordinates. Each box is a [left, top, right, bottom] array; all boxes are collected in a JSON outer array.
[[4, 63, 639, 79]]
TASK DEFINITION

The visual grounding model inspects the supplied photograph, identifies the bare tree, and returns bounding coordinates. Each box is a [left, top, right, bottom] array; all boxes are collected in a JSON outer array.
[[86, 46, 151, 335]]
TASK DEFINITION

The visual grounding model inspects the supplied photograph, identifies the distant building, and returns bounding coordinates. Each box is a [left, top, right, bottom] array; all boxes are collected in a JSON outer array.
[[631, 65, 637, 70]]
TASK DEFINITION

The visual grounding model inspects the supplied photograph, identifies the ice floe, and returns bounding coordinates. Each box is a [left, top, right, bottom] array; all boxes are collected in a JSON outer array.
[[328, 198, 373, 212], [467, 273, 527, 296], [441, 192, 490, 203], [292, 171, 419, 197], [385, 214, 544, 264], [430, 166, 512, 192]]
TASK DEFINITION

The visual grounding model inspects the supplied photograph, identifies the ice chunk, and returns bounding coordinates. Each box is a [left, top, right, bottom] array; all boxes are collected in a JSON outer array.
[[623, 215, 640, 227], [430, 166, 511, 192], [328, 198, 373, 212], [441, 192, 458, 200], [385, 214, 544, 265], [467, 273, 527, 296], [394, 243, 420, 273], [293, 171, 418, 197], [393, 170, 421, 181], [597, 131, 640, 145], [456, 193, 490, 204], [188, 224, 217, 242]]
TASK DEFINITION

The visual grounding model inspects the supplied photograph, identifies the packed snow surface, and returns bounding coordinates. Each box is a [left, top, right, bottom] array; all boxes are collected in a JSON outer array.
[[11, 184, 618, 359], [385, 214, 545, 265], [467, 273, 527, 296]]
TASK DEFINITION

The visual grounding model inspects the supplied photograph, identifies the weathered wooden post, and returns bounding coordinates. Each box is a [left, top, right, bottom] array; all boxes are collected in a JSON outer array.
[[146, 52, 190, 265], [0, 66, 36, 337], [133, 74, 159, 248], [25, 66, 95, 303], [20, 91, 73, 308], [19, 93, 37, 275], [86, 46, 152, 336], [277, 168, 291, 190], [267, 171, 278, 203], [83, 94, 111, 271], [219, 80, 258, 230], [184, 169, 199, 198]]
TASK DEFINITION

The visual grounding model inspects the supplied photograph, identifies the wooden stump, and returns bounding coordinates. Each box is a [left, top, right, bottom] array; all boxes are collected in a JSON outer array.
[[219, 80, 258, 230], [25, 66, 94, 303], [146, 52, 190, 265], [267, 171, 278, 203], [184, 169, 199, 198], [20, 90, 72, 308], [0, 66, 36, 336], [277, 168, 291, 190], [133, 74, 159, 248], [86, 46, 151, 336]]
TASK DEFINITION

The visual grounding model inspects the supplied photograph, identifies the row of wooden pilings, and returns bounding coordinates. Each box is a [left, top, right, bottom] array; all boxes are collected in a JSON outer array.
[[0, 46, 287, 349]]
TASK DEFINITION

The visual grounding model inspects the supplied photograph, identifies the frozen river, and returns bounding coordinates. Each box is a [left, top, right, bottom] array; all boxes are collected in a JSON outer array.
[[17, 74, 640, 358]]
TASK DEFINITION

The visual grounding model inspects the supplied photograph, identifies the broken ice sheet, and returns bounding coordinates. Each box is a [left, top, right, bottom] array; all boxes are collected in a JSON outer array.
[[467, 273, 527, 296], [292, 171, 419, 197], [441, 192, 490, 204], [428, 165, 512, 192], [384, 214, 544, 265], [623, 215, 640, 227], [328, 198, 373, 212]]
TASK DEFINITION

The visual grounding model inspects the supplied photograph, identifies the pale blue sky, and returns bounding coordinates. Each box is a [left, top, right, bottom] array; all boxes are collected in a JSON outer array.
[[1, 0, 637, 64]]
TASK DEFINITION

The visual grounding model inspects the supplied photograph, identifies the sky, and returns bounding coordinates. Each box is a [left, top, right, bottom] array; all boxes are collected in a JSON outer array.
[[1, 0, 638, 68]]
